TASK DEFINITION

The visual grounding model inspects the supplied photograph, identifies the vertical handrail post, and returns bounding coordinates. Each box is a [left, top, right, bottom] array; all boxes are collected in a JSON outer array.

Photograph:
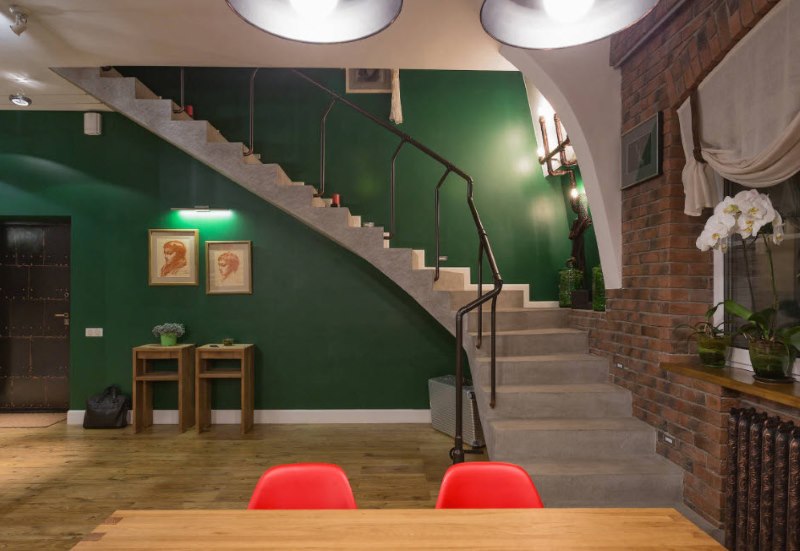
[[172, 67, 185, 114], [490, 292, 498, 408], [318, 98, 336, 197], [453, 309, 466, 464], [434, 168, 451, 281], [244, 68, 260, 156], [388, 139, 406, 239], [476, 242, 484, 349]]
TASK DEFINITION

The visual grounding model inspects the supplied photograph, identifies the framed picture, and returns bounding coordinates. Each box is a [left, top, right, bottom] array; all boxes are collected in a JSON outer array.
[[621, 112, 662, 189], [206, 241, 252, 295], [148, 229, 199, 286], [345, 68, 392, 94]]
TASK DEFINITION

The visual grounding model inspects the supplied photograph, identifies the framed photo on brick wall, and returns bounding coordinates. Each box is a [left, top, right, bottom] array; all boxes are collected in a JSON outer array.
[[621, 112, 662, 189]]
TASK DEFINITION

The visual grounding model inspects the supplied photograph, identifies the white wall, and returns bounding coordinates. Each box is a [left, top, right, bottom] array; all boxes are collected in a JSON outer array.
[[502, 40, 622, 289]]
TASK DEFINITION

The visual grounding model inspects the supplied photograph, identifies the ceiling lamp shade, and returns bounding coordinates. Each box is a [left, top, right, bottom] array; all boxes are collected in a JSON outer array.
[[480, 0, 658, 49], [226, 0, 403, 44]]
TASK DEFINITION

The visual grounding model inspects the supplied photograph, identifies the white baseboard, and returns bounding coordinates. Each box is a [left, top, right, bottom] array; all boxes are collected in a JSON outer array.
[[67, 409, 432, 426]]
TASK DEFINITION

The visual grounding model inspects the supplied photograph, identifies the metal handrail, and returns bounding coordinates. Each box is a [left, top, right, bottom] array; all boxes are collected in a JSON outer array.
[[249, 68, 503, 463], [244, 68, 260, 156]]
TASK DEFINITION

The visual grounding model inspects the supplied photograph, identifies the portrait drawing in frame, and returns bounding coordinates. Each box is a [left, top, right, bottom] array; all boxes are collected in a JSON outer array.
[[148, 229, 199, 286], [206, 241, 252, 295]]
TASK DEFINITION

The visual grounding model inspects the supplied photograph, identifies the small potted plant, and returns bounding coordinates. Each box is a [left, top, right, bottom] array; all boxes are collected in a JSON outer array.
[[697, 190, 800, 381], [677, 303, 730, 367], [152, 323, 185, 347]]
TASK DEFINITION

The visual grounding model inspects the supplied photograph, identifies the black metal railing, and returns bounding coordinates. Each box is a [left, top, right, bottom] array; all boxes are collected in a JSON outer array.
[[166, 67, 503, 463]]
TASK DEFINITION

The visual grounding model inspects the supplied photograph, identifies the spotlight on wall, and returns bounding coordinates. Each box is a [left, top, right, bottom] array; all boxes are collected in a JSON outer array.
[[8, 93, 31, 107], [9, 5, 28, 36], [226, 0, 403, 44], [480, 0, 658, 49]]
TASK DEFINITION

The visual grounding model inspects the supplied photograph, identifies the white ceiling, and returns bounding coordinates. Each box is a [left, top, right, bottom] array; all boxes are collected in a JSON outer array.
[[0, 0, 515, 111]]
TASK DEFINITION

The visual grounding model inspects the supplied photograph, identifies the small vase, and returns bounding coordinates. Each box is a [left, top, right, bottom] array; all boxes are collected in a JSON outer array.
[[748, 340, 792, 381], [160, 333, 178, 346], [696, 335, 729, 368]]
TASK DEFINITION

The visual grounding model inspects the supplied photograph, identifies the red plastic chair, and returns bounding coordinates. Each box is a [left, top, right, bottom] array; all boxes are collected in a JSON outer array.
[[247, 463, 357, 510], [435, 462, 544, 509]]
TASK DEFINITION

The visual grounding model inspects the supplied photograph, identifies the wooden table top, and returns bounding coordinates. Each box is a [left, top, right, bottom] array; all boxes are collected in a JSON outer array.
[[73, 508, 722, 550]]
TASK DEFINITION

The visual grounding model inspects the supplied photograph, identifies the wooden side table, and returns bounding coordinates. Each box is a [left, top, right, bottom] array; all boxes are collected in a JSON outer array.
[[132, 344, 195, 433], [195, 344, 255, 434]]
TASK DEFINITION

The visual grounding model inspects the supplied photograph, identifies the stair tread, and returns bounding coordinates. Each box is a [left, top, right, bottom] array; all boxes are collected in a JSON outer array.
[[469, 328, 584, 337], [488, 383, 627, 394], [519, 455, 683, 476], [477, 353, 603, 363], [491, 417, 652, 431]]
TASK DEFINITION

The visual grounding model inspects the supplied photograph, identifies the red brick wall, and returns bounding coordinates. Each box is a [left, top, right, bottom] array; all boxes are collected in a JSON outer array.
[[570, 0, 785, 527]]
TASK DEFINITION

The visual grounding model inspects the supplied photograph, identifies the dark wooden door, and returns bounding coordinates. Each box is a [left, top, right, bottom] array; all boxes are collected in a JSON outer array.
[[0, 221, 70, 411]]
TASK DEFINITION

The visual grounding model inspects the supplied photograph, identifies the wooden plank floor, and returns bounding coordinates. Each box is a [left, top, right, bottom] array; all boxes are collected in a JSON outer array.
[[0, 422, 463, 550]]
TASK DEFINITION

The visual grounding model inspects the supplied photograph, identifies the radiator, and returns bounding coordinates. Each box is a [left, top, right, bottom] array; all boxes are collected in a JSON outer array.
[[726, 408, 800, 550]]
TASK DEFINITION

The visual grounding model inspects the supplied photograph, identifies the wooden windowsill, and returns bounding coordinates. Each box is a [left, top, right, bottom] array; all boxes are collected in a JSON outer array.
[[661, 361, 800, 410]]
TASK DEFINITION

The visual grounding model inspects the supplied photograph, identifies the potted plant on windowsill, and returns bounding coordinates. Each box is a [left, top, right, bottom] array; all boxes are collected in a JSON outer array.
[[676, 303, 730, 368], [152, 323, 185, 347], [697, 190, 800, 382]]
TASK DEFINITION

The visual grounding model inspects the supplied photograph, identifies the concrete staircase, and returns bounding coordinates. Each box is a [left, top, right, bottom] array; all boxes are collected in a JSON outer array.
[[54, 67, 683, 509]]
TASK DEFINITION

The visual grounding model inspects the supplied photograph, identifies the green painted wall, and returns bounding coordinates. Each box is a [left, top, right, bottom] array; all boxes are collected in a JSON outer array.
[[124, 68, 598, 300], [0, 112, 456, 409]]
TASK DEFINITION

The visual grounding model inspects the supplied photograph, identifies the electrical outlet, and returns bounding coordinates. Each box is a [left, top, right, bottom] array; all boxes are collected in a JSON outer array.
[[85, 328, 103, 337], [615, 362, 623, 369], [663, 434, 675, 445]]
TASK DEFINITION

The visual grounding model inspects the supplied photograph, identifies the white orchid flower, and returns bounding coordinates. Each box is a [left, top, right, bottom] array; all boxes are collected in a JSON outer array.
[[697, 214, 734, 250], [714, 195, 741, 216]]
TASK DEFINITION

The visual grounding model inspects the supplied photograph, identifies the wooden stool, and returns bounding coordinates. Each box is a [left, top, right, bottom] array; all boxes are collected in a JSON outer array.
[[195, 344, 255, 434], [132, 344, 195, 433]]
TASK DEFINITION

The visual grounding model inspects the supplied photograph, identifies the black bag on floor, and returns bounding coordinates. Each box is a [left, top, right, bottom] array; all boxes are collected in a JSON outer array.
[[83, 385, 130, 429]]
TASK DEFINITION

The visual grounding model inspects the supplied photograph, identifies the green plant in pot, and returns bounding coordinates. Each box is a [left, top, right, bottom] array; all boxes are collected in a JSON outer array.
[[152, 323, 185, 347], [697, 190, 800, 381], [676, 303, 730, 368]]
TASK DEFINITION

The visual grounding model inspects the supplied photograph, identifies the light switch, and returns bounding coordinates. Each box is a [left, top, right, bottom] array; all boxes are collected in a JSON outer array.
[[85, 328, 104, 337]]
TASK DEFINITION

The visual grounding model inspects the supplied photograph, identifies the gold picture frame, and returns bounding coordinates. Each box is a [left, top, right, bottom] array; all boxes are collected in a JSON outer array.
[[148, 229, 199, 286], [206, 241, 252, 295]]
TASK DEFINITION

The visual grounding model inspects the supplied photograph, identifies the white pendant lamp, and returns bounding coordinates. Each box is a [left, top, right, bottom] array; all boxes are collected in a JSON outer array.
[[481, 0, 658, 49], [226, 0, 403, 44]]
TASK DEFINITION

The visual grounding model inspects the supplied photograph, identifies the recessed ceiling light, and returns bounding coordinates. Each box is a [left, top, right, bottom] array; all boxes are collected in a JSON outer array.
[[9, 93, 32, 107], [480, 0, 658, 49], [226, 0, 403, 44]]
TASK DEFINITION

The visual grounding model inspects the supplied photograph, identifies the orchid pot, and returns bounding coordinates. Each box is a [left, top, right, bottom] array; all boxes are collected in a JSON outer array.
[[697, 334, 731, 368]]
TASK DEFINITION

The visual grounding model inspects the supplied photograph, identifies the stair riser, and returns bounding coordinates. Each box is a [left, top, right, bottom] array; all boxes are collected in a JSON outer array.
[[492, 428, 654, 460], [490, 391, 631, 418], [469, 309, 568, 331], [450, 290, 523, 310], [532, 474, 684, 508], [476, 360, 608, 385], [474, 333, 588, 356]]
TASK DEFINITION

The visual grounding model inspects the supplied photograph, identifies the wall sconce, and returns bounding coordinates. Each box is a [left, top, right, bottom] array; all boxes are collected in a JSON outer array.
[[9, 5, 28, 36], [226, 0, 403, 44], [171, 207, 233, 219]]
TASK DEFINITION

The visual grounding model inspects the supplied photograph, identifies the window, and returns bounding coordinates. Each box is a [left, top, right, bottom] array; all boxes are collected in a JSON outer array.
[[724, 177, 800, 353]]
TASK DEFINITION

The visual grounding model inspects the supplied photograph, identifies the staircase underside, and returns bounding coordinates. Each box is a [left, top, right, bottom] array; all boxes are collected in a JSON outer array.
[[54, 66, 689, 512]]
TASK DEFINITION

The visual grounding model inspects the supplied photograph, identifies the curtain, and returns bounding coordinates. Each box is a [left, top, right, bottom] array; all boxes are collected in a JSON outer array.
[[678, 0, 800, 216]]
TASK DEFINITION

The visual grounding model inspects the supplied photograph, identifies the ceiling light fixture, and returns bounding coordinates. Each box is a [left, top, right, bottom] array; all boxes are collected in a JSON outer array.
[[8, 5, 28, 36], [9, 93, 32, 107], [480, 0, 658, 49], [226, 0, 403, 44]]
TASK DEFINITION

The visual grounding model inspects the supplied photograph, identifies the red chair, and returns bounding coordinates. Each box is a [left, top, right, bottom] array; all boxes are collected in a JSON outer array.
[[247, 463, 357, 510], [435, 462, 544, 509]]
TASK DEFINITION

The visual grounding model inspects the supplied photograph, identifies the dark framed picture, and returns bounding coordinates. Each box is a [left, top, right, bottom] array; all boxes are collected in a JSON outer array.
[[148, 229, 199, 286], [621, 112, 662, 189], [206, 241, 252, 295], [345, 69, 392, 94]]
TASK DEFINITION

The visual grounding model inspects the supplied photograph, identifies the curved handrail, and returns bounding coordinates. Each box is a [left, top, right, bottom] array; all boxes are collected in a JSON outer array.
[[288, 69, 503, 464]]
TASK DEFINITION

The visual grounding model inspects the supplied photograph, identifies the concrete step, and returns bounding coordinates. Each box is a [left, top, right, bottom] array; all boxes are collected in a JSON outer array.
[[484, 383, 631, 418], [312, 197, 333, 208], [475, 353, 608, 385], [449, 289, 524, 310], [471, 328, 587, 356], [469, 307, 568, 331], [520, 456, 684, 508], [412, 268, 469, 291], [490, 418, 655, 461]]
